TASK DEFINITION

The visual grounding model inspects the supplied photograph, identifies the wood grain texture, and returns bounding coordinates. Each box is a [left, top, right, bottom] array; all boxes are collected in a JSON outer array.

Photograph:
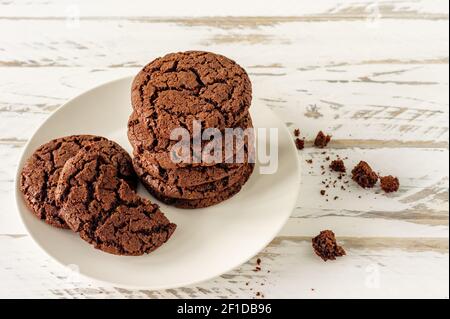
[[0, 0, 448, 298], [0, 235, 447, 298], [0, 0, 447, 18]]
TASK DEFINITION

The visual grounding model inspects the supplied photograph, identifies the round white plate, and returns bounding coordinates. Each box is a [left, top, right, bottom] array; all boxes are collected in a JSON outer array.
[[15, 76, 300, 289]]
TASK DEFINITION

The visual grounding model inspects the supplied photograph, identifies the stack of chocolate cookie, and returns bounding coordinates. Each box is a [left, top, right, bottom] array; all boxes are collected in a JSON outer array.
[[128, 51, 255, 208], [20, 135, 176, 256]]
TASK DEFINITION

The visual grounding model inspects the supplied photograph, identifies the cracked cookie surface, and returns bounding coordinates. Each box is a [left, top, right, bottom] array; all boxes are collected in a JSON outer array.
[[131, 51, 252, 140], [20, 135, 135, 228], [128, 110, 253, 169], [56, 149, 176, 256]]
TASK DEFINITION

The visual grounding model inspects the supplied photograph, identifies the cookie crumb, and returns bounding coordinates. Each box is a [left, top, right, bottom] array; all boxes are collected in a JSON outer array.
[[314, 131, 331, 148], [295, 138, 305, 150], [306, 159, 313, 164], [294, 128, 300, 137], [330, 159, 346, 173], [351, 161, 378, 188], [320, 190, 326, 196], [312, 230, 346, 261], [253, 259, 262, 272], [380, 175, 400, 193]]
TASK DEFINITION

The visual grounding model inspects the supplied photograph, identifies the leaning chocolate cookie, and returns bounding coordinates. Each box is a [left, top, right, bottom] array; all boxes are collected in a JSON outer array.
[[19, 135, 135, 228], [138, 163, 253, 200], [133, 155, 246, 188], [131, 51, 252, 139], [55, 149, 176, 256], [145, 164, 254, 209]]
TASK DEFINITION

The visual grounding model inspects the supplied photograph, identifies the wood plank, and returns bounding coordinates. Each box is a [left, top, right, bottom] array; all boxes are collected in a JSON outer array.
[[0, 19, 447, 69], [0, 65, 447, 145], [0, 235, 447, 298], [0, 0, 447, 18]]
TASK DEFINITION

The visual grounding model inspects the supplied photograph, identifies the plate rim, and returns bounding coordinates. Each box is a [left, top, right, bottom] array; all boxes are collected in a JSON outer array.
[[14, 75, 301, 289]]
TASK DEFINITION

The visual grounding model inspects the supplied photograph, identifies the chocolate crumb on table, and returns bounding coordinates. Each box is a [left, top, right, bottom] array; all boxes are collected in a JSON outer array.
[[295, 138, 305, 150], [380, 175, 400, 193], [312, 230, 346, 261], [253, 258, 262, 272], [306, 159, 313, 164], [314, 131, 331, 148], [330, 159, 346, 173], [255, 291, 265, 298], [351, 161, 378, 188], [320, 190, 326, 196], [294, 128, 300, 137]]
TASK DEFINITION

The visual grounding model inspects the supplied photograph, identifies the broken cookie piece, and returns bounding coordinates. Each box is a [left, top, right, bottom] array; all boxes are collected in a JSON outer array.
[[380, 175, 400, 193], [330, 159, 346, 173], [312, 230, 346, 261], [295, 138, 305, 150], [351, 161, 378, 188], [314, 131, 331, 148]]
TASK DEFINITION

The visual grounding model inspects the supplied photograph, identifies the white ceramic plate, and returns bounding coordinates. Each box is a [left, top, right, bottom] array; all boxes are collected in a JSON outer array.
[[15, 76, 300, 289]]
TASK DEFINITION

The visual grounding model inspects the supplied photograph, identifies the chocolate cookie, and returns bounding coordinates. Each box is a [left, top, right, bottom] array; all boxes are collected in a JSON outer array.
[[133, 155, 246, 188], [128, 110, 253, 169], [56, 149, 176, 256], [145, 164, 254, 209], [138, 163, 253, 200], [131, 51, 252, 139], [19, 135, 135, 228]]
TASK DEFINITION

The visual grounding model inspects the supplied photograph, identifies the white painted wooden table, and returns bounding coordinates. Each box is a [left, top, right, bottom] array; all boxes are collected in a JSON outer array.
[[0, 0, 448, 298]]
